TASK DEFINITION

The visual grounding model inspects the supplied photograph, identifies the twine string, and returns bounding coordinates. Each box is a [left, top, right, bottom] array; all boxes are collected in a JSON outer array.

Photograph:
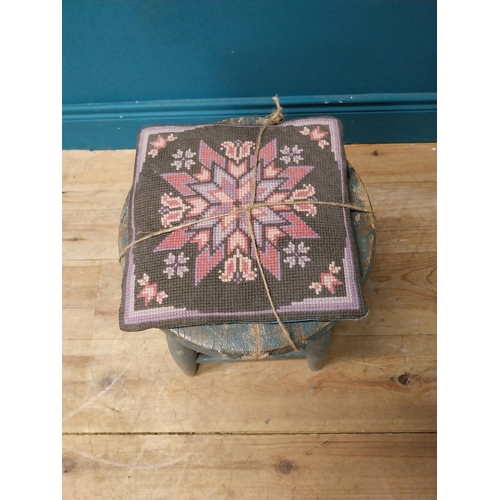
[[120, 200, 371, 258], [120, 96, 373, 353], [245, 95, 297, 351]]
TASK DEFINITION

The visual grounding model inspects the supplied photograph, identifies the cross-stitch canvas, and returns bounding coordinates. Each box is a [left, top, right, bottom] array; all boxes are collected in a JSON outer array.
[[119, 117, 367, 331]]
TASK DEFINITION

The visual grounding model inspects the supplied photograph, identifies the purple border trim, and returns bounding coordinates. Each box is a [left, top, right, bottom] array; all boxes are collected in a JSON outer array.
[[123, 118, 361, 325]]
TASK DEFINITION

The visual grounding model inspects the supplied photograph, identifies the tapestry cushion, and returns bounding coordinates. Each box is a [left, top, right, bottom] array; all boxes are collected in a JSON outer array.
[[119, 117, 367, 331]]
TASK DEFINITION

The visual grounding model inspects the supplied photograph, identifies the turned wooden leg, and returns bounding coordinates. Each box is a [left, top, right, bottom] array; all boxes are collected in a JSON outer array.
[[165, 332, 198, 376], [305, 329, 333, 371]]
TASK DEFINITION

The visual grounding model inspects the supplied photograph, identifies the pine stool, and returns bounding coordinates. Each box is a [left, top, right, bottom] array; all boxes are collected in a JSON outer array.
[[118, 116, 375, 376]]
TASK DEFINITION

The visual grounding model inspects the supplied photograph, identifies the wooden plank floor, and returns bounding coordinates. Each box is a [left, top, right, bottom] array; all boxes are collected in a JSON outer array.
[[62, 143, 437, 499]]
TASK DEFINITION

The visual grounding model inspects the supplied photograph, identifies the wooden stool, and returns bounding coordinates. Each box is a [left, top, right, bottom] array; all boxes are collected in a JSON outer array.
[[119, 160, 375, 376]]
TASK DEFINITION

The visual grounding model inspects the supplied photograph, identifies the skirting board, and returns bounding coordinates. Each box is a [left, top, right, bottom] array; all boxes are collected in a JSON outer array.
[[62, 93, 436, 150]]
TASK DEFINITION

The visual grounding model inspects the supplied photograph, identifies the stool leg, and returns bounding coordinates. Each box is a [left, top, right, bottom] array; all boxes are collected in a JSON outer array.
[[165, 333, 198, 376], [305, 330, 332, 371]]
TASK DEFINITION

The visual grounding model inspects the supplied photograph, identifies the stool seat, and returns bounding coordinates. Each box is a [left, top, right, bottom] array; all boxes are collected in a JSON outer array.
[[119, 160, 375, 374]]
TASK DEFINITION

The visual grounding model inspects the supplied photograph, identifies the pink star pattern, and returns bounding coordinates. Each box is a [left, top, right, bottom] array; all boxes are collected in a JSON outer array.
[[154, 138, 320, 284]]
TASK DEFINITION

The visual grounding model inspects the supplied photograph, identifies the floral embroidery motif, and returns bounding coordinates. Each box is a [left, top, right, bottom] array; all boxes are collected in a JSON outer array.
[[136, 274, 168, 306], [219, 248, 258, 283], [158, 193, 190, 228], [283, 241, 310, 268], [156, 138, 319, 284], [309, 262, 343, 295], [163, 252, 190, 279], [147, 133, 177, 158], [299, 126, 329, 149], [290, 184, 317, 217], [221, 140, 254, 164], [280, 145, 303, 165], [171, 149, 196, 170]]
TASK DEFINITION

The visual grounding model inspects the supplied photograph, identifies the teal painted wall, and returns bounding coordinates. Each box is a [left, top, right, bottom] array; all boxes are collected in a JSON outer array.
[[62, 0, 436, 148]]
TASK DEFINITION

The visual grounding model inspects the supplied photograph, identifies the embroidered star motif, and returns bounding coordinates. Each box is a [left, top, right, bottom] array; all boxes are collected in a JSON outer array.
[[155, 139, 320, 284]]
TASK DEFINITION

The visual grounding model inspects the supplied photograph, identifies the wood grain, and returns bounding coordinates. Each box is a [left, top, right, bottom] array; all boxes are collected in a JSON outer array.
[[62, 334, 436, 434], [63, 308, 95, 340], [62, 190, 127, 226], [368, 182, 436, 254], [62, 433, 437, 500], [62, 150, 134, 190], [62, 261, 101, 308], [345, 143, 437, 183], [63, 224, 120, 261], [62, 150, 131, 261]]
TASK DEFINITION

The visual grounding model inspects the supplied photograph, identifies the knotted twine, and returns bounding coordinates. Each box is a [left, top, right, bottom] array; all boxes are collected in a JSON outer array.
[[119, 96, 373, 352]]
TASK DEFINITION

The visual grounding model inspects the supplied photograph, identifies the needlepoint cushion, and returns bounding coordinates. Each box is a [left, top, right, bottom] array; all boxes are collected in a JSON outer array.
[[119, 117, 368, 331]]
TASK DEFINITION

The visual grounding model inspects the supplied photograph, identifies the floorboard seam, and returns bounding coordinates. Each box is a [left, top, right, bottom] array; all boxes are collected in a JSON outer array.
[[63, 431, 437, 436]]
